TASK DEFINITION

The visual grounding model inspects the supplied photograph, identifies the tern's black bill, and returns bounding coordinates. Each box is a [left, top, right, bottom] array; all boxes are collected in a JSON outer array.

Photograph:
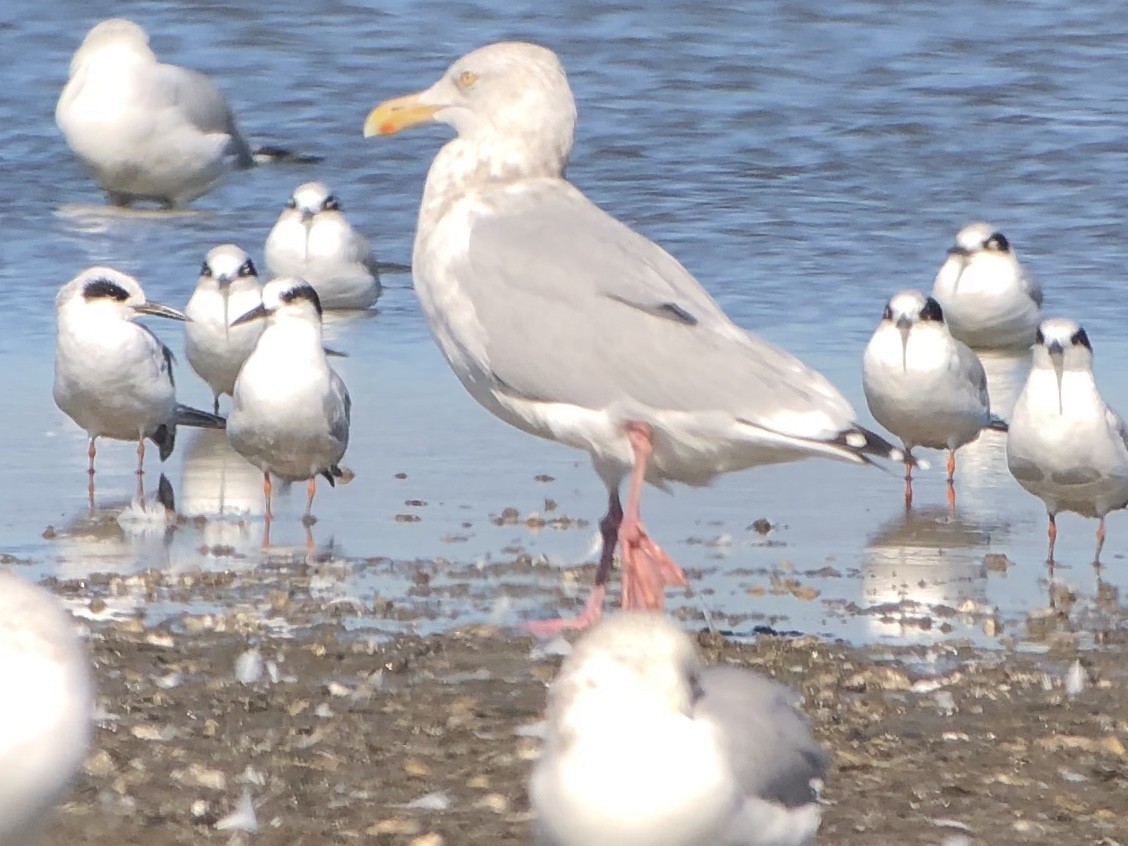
[[133, 301, 188, 321], [231, 303, 270, 326]]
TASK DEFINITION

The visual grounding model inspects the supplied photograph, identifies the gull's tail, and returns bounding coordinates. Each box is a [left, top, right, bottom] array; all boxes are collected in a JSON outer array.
[[251, 145, 324, 166], [986, 415, 1009, 433]]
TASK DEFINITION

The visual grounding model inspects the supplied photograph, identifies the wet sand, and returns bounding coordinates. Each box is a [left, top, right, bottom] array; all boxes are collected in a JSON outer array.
[[35, 561, 1128, 846]]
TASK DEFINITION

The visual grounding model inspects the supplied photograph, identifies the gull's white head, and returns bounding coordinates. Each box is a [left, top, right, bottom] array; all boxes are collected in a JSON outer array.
[[56, 267, 187, 324], [199, 244, 259, 291], [284, 182, 342, 223], [69, 18, 155, 77], [549, 613, 702, 729], [364, 41, 577, 180], [232, 277, 323, 329]]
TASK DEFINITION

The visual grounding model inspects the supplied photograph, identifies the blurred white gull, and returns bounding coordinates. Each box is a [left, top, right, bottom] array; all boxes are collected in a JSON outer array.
[[364, 41, 906, 632], [265, 182, 382, 309], [1007, 318, 1128, 563], [185, 245, 265, 414], [532, 613, 826, 846], [56, 18, 255, 207], [930, 222, 1042, 350], [0, 572, 92, 845], [227, 277, 351, 525], [863, 290, 1006, 507]]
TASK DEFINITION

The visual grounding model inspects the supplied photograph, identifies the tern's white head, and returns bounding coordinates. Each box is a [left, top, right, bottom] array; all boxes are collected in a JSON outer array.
[[69, 18, 155, 77], [364, 41, 577, 181], [284, 182, 342, 224], [549, 613, 702, 730], [198, 244, 259, 292], [232, 277, 323, 329], [1033, 318, 1093, 374], [948, 221, 1013, 260], [877, 290, 947, 370], [56, 267, 187, 324]]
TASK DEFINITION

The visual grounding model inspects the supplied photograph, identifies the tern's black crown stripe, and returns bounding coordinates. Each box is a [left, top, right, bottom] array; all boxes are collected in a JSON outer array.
[[1072, 328, 1092, 351], [919, 296, 944, 322], [83, 278, 130, 301], [279, 283, 323, 317]]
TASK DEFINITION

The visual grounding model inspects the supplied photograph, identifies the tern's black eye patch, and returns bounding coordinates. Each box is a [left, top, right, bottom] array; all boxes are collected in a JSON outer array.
[[985, 232, 1010, 252], [279, 283, 323, 317], [323, 195, 340, 212], [83, 278, 130, 301], [200, 261, 212, 278], [1071, 328, 1092, 351], [1035, 327, 1045, 346], [238, 258, 256, 278], [881, 303, 893, 321], [919, 296, 944, 322]]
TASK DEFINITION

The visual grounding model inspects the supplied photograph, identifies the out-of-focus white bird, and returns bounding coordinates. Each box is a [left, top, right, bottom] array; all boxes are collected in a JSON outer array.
[[0, 571, 92, 846], [364, 41, 908, 633], [264, 182, 382, 309], [227, 277, 351, 524], [55, 18, 254, 207], [930, 222, 1042, 350], [54, 267, 225, 498], [863, 290, 1006, 508], [532, 613, 827, 846], [185, 245, 264, 414], [1007, 319, 1128, 563]]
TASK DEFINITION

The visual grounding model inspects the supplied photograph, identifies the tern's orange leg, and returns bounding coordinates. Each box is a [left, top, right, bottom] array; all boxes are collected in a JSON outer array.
[[306, 477, 317, 517], [135, 437, 145, 476], [1095, 516, 1106, 564], [903, 457, 914, 509], [1047, 512, 1058, 563], [263, 473, 273, 522], [617, 422, 687, 611]]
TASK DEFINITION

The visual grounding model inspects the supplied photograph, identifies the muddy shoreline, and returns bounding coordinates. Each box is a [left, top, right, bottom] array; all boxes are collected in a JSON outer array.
[[35, 560, 1128, 846]]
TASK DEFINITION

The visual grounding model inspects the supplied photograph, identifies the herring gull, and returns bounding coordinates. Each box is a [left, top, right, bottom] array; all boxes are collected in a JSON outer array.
[[531, 613, 826, 846], [1006, 318, 1128, 563], [930, 222, 1043, 350], [364, 42, 904, 630], [862, 290, 1006, 508], [56, 18, 255, 207], [265, 182, 383, 310], [0, 572, 93, 845]]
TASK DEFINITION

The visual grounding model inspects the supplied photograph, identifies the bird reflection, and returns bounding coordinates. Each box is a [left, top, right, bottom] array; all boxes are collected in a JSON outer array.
[[862, 505, 998, 641], [179, 429, 265, 554]]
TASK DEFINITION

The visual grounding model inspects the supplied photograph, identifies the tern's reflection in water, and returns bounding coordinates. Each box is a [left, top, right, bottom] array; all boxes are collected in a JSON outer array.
[[179, 429, 265, 555], [862, 506, 998, 642]]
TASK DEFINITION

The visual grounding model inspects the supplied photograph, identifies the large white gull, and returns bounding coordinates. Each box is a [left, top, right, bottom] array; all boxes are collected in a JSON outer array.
[[364, 41, 904, 631]]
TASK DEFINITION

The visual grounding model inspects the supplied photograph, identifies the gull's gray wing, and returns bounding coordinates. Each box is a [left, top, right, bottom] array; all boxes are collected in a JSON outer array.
[[695, 666, 827, 808], [155, 62, 254, 167], [459, 183, 855, 436]]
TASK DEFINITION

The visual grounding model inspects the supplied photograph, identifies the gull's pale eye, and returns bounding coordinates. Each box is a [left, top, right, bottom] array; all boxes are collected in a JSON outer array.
[[323, 195, 340, 212], [985, 232, 1010, 252], [456, 69, 479, 89], [1071, 328, 1092, 351], [285, 198, 297, 210], [239, 259, 256, 278], [200, 261, 212, 278], [919, 297, 944, 322], [881, 303, 893, 321]]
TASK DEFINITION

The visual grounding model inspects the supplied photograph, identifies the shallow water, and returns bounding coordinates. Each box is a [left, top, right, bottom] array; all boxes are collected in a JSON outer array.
[[3, 0, 1128, 646]]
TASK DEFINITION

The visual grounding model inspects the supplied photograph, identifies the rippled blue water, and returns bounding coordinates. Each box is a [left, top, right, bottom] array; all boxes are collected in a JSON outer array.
[[3, 0, 1127, 644]]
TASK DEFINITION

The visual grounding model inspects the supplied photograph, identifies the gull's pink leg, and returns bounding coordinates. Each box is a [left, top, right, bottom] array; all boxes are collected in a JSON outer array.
[[526, 491, 622, 637], [617, 422, 687, 611]]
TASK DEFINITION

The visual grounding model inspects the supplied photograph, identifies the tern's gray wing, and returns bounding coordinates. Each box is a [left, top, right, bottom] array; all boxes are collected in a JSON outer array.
[[138, 324, 177, 389], [952, 340, 990, 410], [695, 666, 827, 808], [1023, 267, 1044, 308], [326, 368, 351, 448], [155, 62, 254, 167], [462, 185, 854, 433]]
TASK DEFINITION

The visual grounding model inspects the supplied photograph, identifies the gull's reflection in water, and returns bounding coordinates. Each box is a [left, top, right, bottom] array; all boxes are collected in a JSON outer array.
[[945, 349, 1031, 513], [862, 505, 1000, 642]]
